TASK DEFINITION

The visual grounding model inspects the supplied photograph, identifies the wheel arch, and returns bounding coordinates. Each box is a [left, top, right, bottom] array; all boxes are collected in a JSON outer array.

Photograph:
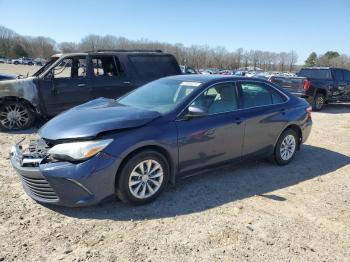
[[275, 124, 302, 150], [0, 96, 38, 113], [314, 88, 327, 99], [115, 144, 176, 189]]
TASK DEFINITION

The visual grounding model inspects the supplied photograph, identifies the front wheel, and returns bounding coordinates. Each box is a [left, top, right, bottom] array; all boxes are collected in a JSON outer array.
[[116, 150, 169, 205], [0, 101, 35, 131], [273, 129, 298, 165]]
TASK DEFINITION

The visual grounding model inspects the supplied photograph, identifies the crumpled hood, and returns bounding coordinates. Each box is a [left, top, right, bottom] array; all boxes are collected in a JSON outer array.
[[39, 98, 161, 140]]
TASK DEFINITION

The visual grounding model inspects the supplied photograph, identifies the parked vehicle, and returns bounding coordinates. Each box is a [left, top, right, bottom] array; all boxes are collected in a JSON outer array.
[[269, 67, 350, 111], [0, 50, 181, 130], [180, 65, 198, 74], [21, 58, 35, 66], [10, 75, 312, 206], [217, 70, 234, 75], [11, 58, 21, 65], [0, 73, 17, 81], [0, 56, 7, 63], [34, 58, 46, 66]]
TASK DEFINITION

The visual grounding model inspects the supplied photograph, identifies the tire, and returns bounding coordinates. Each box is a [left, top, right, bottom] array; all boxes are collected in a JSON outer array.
[[0, 101, 35, 131], [116, 150, 169, 205], [273, 129, 298, 165], [311, 93, 325, 111]]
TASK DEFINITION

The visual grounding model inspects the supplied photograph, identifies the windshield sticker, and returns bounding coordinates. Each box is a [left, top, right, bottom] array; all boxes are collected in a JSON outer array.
[[179, 81, 202, 87]]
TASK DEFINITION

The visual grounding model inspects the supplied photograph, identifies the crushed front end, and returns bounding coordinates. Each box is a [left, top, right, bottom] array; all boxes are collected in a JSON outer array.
[[10, 138, 120, 207]]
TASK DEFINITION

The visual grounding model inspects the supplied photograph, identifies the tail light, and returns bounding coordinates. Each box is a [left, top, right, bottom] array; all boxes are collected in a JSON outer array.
[[303, 79, 311, 90], [306, 106, 312, 120]]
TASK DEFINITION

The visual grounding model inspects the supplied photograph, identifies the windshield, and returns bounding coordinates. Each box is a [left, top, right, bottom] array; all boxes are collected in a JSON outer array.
[[32, 57, 59, 77], [118, 78, 202, 113]]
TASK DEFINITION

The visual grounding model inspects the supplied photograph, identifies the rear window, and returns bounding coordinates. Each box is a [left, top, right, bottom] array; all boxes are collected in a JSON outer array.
[[129, 55, 180, 78], [298, 69, 332, 79]]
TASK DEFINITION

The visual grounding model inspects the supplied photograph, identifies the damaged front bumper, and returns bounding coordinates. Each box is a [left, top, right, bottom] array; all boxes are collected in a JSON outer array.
[[10, 139, 121, 207]]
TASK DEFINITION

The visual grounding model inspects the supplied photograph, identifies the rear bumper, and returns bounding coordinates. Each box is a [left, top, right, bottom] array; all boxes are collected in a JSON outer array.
[[10, 147, 121, 207], [301, 119, 312, 143]]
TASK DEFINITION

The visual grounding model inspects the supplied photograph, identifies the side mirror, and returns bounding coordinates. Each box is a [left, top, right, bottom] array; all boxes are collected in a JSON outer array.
[[184, 106, 207, 119]]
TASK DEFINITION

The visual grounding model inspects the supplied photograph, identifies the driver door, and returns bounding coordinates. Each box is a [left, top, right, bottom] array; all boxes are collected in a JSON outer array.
[[176, 82, 245, 173], [38, 56, 93, 116]]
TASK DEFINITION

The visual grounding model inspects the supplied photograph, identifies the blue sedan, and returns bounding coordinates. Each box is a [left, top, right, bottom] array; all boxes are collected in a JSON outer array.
[[10, 75, 312, 206]]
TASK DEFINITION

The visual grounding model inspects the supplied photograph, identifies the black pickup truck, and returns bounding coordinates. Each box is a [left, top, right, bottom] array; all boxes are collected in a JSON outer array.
[[0, 50, 181, 130], [269, 67, 350, 111]]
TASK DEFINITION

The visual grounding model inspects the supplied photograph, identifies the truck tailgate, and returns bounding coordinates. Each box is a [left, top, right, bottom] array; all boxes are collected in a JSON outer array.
[[270, 76, 305, 94]]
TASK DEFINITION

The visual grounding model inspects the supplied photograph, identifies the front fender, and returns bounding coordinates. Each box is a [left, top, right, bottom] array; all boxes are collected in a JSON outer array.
[[103, 122, 179, 184], [0, 77, 40, 107]]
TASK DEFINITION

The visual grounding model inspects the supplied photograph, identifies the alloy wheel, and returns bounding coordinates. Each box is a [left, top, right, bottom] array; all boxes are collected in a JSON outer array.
[[0, 103, 30, 130], [128, 159, 164, 199], [279, 134, 296, 161]]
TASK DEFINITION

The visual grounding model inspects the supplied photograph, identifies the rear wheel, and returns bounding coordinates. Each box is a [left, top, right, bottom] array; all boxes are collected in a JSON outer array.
[[0, 101, 35, 131], [273, 129, 298, 165], [312, 93, 325, 111], [116, 150, 169, 205]]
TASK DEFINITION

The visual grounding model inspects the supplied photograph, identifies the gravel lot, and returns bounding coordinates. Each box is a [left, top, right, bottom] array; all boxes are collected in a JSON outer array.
[[0, 64, 349, 261]]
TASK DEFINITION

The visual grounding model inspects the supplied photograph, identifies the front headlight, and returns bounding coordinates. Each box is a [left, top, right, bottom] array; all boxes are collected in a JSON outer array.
[[48, 139, 113, 161]]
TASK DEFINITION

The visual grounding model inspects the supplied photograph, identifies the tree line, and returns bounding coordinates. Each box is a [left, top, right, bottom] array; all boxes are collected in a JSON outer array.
[[304, 51, 350, 68], [1, 25, 349, 71]]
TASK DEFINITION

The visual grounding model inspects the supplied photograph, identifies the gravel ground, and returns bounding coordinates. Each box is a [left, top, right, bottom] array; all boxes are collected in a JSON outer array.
[[0, 64, 349, 261]]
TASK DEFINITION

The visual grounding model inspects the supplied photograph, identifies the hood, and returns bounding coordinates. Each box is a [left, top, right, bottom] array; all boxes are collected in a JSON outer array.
[[39, 98, 161, 141]]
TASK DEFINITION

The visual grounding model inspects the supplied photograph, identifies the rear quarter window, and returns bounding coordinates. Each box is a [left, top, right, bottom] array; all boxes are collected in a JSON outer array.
[[129, 55, 180, 78], [241, 82, 287, 108]]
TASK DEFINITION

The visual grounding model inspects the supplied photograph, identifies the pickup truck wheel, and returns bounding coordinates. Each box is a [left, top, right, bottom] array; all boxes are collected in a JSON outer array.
[[116, 150, 169, 205], [0, 101, 35, 131], [313, 93, 325, 111]]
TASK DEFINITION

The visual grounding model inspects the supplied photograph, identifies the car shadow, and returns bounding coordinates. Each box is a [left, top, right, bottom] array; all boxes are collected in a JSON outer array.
[[48, 144, 350, 221], [318, 103, 350, 114]]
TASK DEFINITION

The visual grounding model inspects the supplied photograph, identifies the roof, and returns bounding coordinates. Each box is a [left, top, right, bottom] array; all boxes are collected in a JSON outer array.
[[163, 74, 266, 84], [301, 67, 349, 70], [52, 50, 167, 58]]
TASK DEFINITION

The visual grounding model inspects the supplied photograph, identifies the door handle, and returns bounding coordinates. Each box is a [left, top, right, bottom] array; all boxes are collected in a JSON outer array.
[[123, 81, 132, 86], [77, 83, 86, 87], [280, 109, 286, 115]]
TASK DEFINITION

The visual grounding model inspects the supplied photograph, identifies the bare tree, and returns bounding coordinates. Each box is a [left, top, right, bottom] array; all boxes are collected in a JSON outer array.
[[278, 52, 288, 71], [287, 50, 298, 72]]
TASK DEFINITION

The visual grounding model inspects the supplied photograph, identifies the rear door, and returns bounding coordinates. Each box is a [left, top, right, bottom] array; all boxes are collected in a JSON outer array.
[[38, 56, 92, 116], [89, 55, 134, 99], [237, 80, 289, 158]]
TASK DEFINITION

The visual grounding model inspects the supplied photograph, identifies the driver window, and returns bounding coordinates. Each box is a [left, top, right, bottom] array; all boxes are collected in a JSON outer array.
[[53, 57, 86, 78], [191, 83, 238, 114]]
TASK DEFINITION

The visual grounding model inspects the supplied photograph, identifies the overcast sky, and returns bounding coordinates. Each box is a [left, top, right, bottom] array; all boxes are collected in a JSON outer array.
[[1, 0, 349, 63]]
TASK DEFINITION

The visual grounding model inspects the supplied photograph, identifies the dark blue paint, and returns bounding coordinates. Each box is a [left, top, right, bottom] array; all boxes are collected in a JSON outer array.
[[11, 75, 312, 206]]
